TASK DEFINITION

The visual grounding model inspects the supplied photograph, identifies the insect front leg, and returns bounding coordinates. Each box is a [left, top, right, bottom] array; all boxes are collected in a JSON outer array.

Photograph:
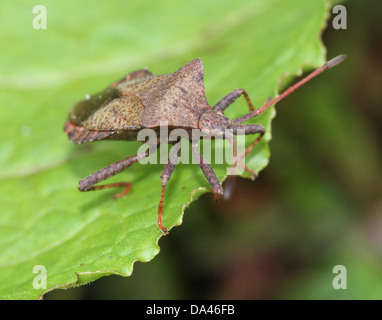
[[158, 142, 182, 235], [213, 89, 255, 112], [231, 124, 265, 179], [191, 142, 224, 201], [78, 148, 152, 199]]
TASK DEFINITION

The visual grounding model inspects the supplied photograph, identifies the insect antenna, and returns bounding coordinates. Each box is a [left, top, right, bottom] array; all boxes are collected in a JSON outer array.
[[232, 54, 347, 125]]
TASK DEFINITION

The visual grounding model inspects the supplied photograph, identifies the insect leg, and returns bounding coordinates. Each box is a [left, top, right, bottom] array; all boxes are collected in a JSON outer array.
[[191, 143, 224, 200], [213, 89, 254, 112], [78, 148, 152, 199], [158, 142, 182, 235], [231, 124, 265, 179]]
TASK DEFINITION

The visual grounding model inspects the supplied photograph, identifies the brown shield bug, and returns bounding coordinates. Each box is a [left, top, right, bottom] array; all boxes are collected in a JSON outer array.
[[64, 54, 346, 234]]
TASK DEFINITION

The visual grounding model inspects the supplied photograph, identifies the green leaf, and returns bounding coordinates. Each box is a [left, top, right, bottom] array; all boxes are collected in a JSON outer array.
[[0, 0, 329, 299]]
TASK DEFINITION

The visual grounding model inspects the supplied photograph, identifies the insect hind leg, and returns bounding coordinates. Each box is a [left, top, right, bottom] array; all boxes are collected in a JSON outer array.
[[78, 148, 151, 199], [83, 182, 133, 199], [158, 141, 182, 235]]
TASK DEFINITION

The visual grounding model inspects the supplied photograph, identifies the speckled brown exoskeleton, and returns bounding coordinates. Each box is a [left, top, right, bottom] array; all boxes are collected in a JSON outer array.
[[64, 55, 346, 234]]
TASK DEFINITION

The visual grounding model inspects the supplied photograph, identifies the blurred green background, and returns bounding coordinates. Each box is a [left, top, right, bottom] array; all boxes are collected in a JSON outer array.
[[1, 0, 381, 299], [48, 0, 381, 299]]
